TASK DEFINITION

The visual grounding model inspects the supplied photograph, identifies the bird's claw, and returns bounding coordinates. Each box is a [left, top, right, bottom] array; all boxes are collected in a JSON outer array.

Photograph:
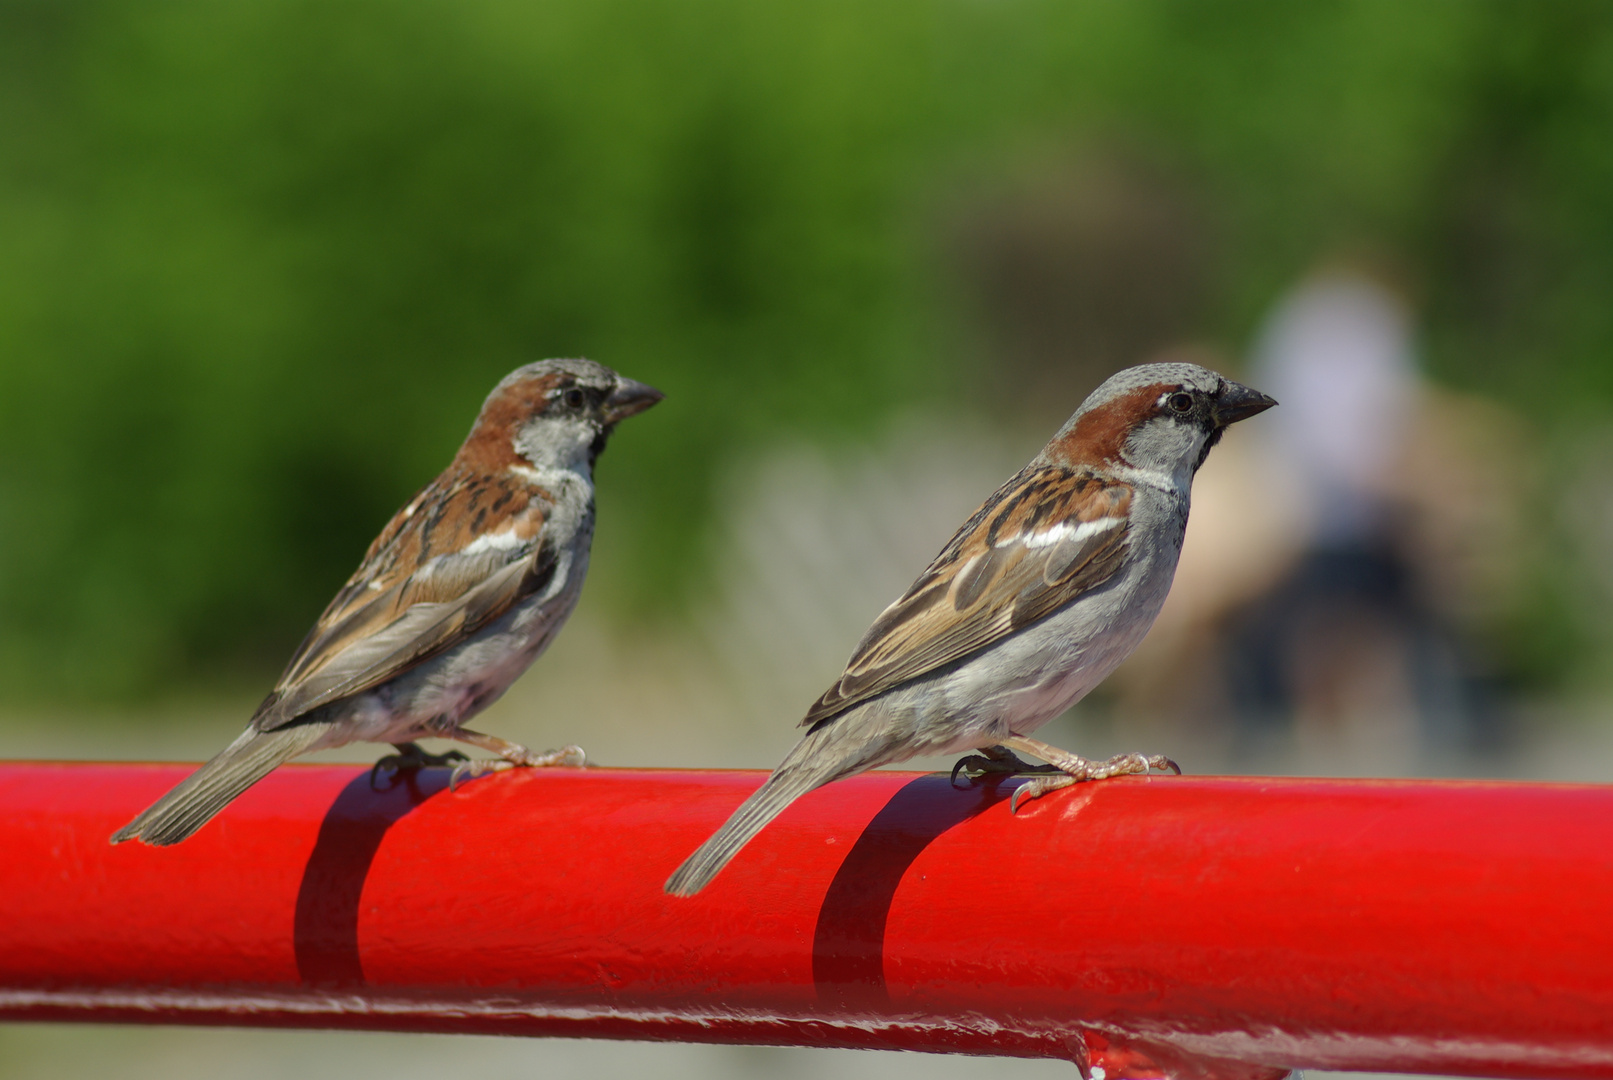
[[370, 744, 470, 790], [949, 745, 1044, 785], [448, 756, 505, 790], [1008, 752, 1181, 812], [950, 754, 998, 784], [1083, 752, 1179, 779], [544, 743, 588, 768], [1010, 774, 1077, 813], [448, 743, 587, 791]]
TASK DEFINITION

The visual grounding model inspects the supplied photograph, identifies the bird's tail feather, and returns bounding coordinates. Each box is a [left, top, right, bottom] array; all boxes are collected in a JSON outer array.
[[110, 723, 327, 846], [663, 769, 826, 896], [665, 725, 872, 897]]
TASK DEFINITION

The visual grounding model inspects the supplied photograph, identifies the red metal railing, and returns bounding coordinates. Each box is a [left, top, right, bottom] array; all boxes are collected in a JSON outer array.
[[4, 761, 1612, 1079]]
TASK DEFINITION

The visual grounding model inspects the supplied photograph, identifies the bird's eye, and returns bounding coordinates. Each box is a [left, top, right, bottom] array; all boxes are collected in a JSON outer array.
[[562, 388, 586, 409], [1168, 392, 1194, 414]]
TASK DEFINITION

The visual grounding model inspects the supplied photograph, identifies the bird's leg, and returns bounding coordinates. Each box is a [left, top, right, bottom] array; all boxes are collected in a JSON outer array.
[[950, 743, 1051, 785], [369, 741, 471, 789], [996, 734, 1180, 813], [444, 727, 587, 790]]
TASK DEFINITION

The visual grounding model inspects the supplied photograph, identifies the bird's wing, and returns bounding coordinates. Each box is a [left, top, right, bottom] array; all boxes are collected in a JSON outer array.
[[802, 466, 1132, 729], [252, 474, 558, 731]]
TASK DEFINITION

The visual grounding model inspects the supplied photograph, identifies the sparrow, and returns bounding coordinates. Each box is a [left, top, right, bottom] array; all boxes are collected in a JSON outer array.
[[665, 362, 1274, 895], [113, 358, 663, 846]]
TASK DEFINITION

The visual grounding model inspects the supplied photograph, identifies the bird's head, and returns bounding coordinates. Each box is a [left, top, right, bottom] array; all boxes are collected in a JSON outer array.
[[1044, 361, 1276, 490], [469, 358, 664, 474]]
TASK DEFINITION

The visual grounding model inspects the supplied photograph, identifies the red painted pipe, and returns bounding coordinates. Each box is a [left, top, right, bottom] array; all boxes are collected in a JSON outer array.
[[3, 762, 1612, 1079]]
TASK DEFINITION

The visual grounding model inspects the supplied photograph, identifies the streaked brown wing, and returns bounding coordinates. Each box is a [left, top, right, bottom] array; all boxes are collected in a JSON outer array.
[[252, 476, 555, 731], [802, 467, 1131, 729]]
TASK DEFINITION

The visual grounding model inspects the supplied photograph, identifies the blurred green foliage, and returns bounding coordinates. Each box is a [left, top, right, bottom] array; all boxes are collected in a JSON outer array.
[[0, 0, 1610, 699]]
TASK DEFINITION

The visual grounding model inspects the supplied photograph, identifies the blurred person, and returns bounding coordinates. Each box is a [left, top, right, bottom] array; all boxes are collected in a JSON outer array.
[[1112, 266, 1529, 774], [1233, 267, 1471, 766]]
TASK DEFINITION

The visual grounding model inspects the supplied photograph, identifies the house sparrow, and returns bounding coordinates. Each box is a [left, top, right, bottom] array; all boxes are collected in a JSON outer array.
[[112, 358, 662, 846], [665, 362, 1274, 896]]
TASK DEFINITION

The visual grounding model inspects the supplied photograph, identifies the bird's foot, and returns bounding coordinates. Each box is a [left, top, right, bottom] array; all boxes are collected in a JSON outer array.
[[1008, 750, 1180, 813], [950, 744, 1050, 785], [370, 742, 470, 789], [448, 742, 587, 791]]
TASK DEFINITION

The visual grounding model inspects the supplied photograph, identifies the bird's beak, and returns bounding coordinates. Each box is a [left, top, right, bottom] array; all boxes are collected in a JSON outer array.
[[1214, 379, 1277, 426], [602, 378, 665, 424]]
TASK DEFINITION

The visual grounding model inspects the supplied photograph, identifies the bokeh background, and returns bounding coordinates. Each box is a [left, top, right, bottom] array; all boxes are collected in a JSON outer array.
[[5, 1, 1613, 1077]]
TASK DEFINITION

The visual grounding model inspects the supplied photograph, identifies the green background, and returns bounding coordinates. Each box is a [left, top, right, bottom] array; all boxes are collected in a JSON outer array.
[[1, 0, 1609, 701]]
